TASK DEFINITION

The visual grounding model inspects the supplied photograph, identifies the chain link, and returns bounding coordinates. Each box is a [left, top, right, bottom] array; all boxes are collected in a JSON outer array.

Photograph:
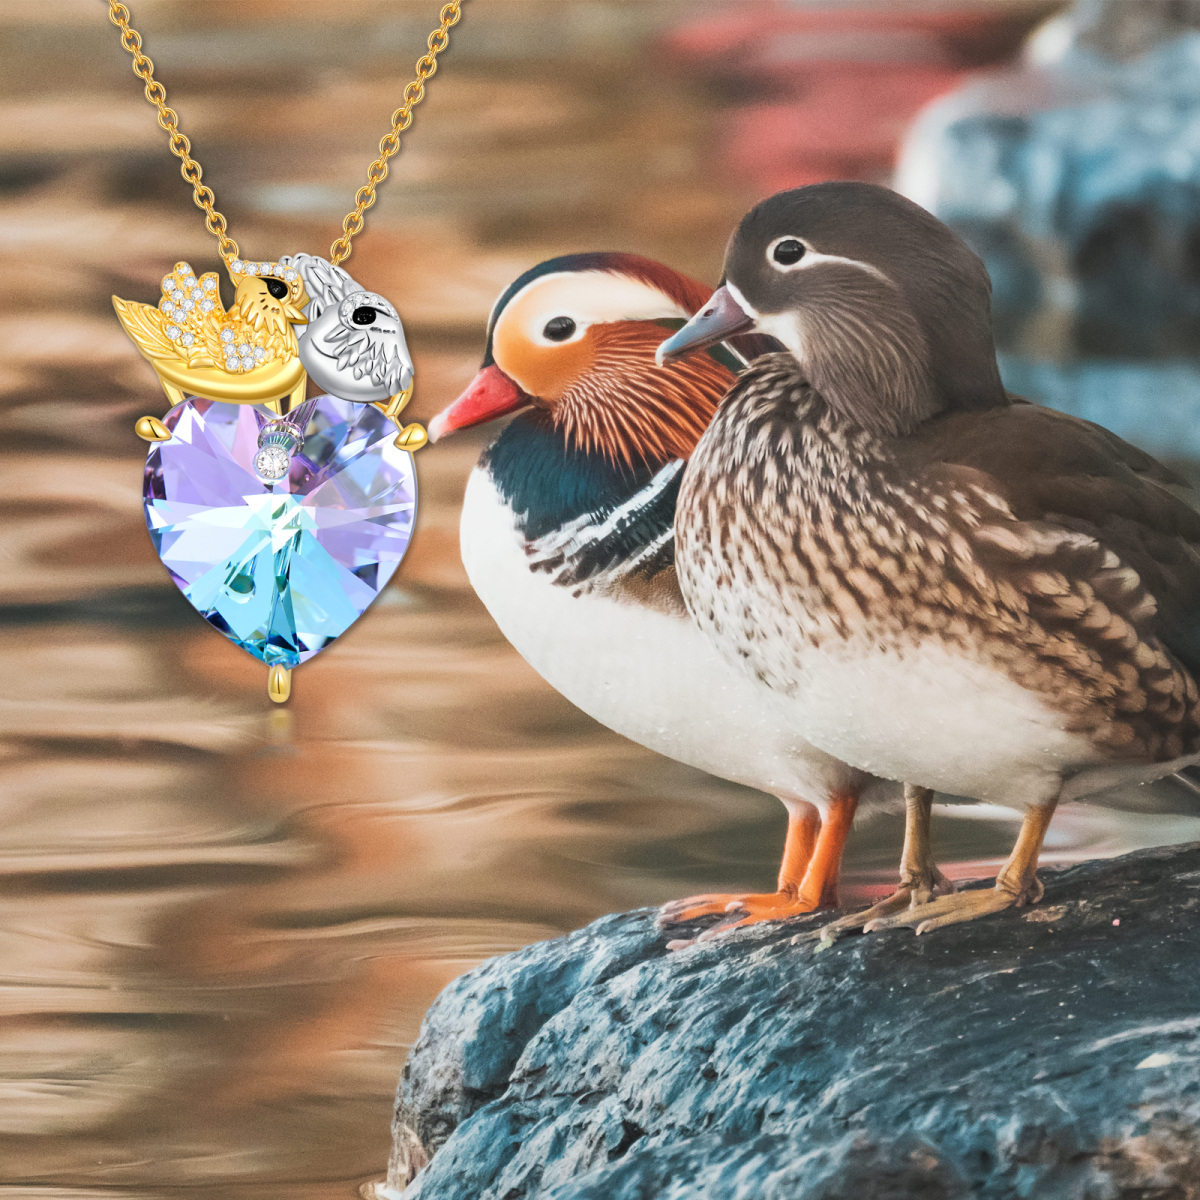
[[108, 1, 463, 267], [108, 1, 239, 261], [331, 2, 462, 264]]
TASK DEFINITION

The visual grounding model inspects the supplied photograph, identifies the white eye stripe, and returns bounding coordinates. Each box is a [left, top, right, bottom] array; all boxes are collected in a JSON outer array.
[[493, 270, 690, 345], [765, 236, 891, 284]]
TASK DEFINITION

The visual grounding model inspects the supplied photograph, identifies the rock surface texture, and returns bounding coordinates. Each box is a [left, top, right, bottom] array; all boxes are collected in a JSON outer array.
[[392, 844, 1200, 1199]]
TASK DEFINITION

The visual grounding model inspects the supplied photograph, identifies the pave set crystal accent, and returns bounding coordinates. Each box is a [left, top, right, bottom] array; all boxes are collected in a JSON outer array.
[[154, 259, 304, 371], [143, 395, 417, 669], [229, 259, 300, 286], [159, 262, 217, 352]]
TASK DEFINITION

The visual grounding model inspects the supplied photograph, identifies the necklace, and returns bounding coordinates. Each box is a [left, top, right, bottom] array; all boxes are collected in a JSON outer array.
[[108, 2, 463, 704]]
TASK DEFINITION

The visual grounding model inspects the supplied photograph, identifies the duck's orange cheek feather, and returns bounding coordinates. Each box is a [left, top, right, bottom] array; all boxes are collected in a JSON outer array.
[[496, 327, 595, 402]]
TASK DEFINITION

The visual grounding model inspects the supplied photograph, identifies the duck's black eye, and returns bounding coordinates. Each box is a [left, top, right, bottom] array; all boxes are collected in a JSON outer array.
[[543, 316, 576, 342], [772, 239, 806, 266], [352, 306, 378, 326], [264, 277, 289, 299]]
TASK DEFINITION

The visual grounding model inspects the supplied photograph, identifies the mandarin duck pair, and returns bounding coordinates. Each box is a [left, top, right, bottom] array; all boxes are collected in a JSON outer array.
[[432, 183, 1200, 943]]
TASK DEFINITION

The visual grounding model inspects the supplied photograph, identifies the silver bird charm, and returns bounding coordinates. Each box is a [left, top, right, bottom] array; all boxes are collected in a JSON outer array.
[[280, 253, 414, 403]]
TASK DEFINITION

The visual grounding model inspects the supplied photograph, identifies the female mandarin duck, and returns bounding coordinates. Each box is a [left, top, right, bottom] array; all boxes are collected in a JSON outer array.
[[659, 182, 1200, 936], [428, 251, 907, 941]]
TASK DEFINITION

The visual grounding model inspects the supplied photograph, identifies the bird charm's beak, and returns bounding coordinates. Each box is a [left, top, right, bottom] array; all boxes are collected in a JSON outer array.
[[428, 364, 531, 442], [655, 285, 754, 365]]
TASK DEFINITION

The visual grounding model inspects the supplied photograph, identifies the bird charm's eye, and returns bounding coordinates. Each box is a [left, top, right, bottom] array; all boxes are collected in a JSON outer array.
[[771, 238, 806, 267], [543, 316, 576, 342], [264, 277, 289, 300], [352, 306, 378, 326]]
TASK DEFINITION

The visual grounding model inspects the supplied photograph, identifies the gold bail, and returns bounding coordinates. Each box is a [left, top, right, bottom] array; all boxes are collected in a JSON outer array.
[[267, 664, 292, 704]]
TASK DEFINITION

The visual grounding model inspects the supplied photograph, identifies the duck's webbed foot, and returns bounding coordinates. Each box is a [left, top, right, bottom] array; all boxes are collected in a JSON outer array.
[[660, 888, 827, 948], [861, 876, 1041, 934], [817, 864, 953, 942], [659, 889, 811, 925], [661, 793, 857, 949], [860, 795, 1057, 937], [815, 784, 949, 944]]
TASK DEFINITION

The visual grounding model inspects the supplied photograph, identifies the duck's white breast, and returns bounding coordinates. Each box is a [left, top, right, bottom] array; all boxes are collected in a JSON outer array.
[[459, 467, 868, 808]]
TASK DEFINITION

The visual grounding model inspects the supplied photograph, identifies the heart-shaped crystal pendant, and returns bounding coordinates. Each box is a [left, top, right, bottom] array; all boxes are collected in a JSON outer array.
[[143, 395, 417, 684]]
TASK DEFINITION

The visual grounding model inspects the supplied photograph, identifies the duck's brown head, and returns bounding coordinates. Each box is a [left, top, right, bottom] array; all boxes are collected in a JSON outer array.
[[658, 182, 1007, 438]]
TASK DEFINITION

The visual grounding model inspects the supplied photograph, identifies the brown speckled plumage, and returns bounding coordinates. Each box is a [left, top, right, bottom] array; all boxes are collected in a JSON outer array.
[[677, 353, 1200, 765]]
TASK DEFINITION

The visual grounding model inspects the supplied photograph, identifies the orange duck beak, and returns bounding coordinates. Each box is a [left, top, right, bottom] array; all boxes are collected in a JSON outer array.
[[428, 365, 532, 442]]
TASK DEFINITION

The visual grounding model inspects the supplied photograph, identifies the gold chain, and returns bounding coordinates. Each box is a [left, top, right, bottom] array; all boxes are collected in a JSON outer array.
[[108, 1, 464, 267], [330, 2, 462, 265]]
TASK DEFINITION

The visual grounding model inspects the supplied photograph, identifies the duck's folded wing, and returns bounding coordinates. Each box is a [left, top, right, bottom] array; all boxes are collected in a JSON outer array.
[[526, 460, 683, 594], [111, 298, 182, 363], [905, 401, 1200, 680]]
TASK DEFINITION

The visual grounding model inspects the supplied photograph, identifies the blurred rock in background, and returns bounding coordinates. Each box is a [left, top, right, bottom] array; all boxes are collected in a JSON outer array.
[[897, 0, 1200, 466]]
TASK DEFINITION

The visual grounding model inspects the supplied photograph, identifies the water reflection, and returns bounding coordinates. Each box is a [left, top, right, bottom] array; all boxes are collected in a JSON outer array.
[[4, 2, 1200, 1197]]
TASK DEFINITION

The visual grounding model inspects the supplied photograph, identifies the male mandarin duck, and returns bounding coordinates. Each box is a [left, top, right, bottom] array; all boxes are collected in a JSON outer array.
[[659, 181, 1200, 936], [428, 251, 906, 941]]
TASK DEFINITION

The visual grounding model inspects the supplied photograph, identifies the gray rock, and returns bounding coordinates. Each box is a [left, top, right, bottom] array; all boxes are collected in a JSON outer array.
[[393, 843, 1200, 1199], [897, 8, 1200, 361]]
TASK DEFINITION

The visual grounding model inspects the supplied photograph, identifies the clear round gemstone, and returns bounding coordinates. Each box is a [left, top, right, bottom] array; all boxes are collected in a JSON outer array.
[[231, 260, 245, 274], [253, 346, 267, 360], [254, 444, 292, 480], [171, 289, 184, 302], [166, 325, 181, 340], [284, 269, 298, 282], [225, 356, 240, 372], [190, 289, 202, 300], [162, 275, 176, 292], [178, 263, 194, 276], [236, 344, 249, 356], [201, 299, 214, 312], [259, 263, 271, 275], [181, 332, 195, 346], [220, 329, 235, 343], [202, 277, 217, 291], [161, 301, 176, 314], [181, 299, 194, 311]]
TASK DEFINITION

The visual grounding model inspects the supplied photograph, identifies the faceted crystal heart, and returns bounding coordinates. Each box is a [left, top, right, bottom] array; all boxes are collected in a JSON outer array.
[[144, 395, 417, 668]]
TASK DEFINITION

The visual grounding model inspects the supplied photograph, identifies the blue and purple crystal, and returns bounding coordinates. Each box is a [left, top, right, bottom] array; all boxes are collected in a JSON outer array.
[[144, 396, 417, 668]]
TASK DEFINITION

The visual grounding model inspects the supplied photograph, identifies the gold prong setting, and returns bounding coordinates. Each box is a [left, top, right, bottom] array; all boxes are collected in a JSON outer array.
[[267, 664, 292, 704], [135, 415, 171, 442], [394, 422, 428, 451], [378, 386, 426, 451]]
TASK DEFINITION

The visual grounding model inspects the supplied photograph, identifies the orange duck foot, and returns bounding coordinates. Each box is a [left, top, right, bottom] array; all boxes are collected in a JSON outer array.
[[658, 886, 837, 950], [660, 793, 858, 949], [658, 888, 832, 928]]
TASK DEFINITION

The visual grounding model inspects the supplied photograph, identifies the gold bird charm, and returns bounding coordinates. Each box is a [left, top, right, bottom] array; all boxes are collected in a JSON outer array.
[[113, 260, 311, 411]]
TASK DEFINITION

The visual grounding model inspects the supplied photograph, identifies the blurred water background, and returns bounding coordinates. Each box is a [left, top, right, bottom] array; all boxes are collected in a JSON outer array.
[[4, 1, 1200, 1195]]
